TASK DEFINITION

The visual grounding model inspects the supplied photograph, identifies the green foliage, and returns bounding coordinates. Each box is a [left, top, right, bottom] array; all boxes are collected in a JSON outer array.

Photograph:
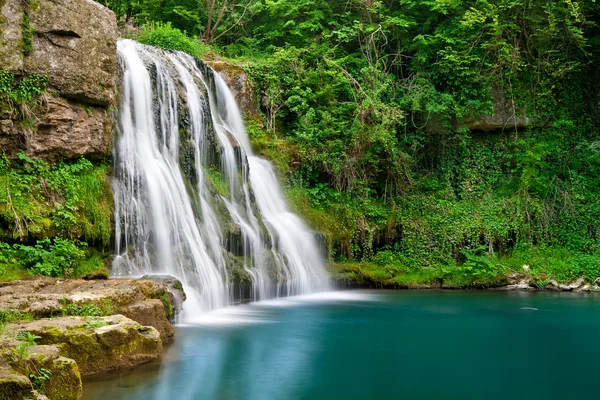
[[0, 71, 48, 120], [84, 319, 108, 329], [11, 238, 86, 277], [55, 301, 108, 318], [17, 331, 40, 347], [20, 12, 33, 56], [29, 368, 52, 392], [137, 22, 209, 58], [13, 331, 40, 359], [0, 310, 33, 333], [0, 153, 112, 246]]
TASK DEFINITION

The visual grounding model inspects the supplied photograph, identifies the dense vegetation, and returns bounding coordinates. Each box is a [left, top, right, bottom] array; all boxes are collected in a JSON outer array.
[[101, 0, 600, 287], [3, 0, 600, 287], [0, 71, 112, 280]]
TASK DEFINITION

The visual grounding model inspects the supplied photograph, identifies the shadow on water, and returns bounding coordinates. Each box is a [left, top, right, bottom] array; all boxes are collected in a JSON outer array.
[[83, 290, 600, 400]]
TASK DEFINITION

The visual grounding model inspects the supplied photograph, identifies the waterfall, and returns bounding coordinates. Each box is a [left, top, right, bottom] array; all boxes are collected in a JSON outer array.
[[112, 39, 328, 314]]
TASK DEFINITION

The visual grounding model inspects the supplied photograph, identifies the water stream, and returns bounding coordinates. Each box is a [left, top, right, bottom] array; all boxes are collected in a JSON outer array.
[[111, 40, 328, 315], [83, 290, 600, 399]]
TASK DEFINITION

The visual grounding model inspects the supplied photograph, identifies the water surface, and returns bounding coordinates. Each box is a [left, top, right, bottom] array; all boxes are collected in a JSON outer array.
[[84, 290, 600, 399]]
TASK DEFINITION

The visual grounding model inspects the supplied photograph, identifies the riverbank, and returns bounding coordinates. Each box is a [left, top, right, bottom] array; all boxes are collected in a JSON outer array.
[[329, 262, 600, 292], [0, 276, 184, 400]]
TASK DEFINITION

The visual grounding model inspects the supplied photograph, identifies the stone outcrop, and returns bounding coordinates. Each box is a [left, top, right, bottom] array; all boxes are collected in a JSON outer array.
[[426, 89, 531, 133], [208, 60, 260, 122], [0, 315, 162, 399], [461, 89, 531, 132], [0, 278, 176, 341], [0, 0, 118, 160]]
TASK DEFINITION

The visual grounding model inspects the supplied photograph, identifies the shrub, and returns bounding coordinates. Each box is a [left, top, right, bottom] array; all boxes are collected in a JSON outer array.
[[137, 22, 209, 58]]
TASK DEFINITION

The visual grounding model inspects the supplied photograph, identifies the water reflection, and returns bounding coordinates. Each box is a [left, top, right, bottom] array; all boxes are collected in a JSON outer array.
[[84, 290, 600, 400]]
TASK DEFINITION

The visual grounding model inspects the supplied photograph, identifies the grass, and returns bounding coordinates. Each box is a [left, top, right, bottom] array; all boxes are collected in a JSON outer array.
[[329, 244, 600, 289], [0, 310, 34, 336]]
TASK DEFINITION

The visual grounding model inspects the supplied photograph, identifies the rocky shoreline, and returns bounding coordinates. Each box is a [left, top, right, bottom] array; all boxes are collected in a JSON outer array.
[[330, 269, 600, 293], [0, 276, 184, 400]]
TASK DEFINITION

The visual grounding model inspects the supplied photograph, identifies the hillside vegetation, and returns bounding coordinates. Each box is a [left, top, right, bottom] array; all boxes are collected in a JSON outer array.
[[65, 1, 600, 286]]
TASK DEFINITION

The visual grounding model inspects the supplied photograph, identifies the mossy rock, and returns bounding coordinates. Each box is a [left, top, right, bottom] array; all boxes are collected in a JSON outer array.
[[43, 357, 81, 400], [0, 364, 32, 400], [83, 267, 109, 280], [6, 315, 162, 376]]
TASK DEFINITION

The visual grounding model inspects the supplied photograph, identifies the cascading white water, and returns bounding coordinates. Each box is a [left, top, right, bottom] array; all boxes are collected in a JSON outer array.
[[112, 39, 328, 314]]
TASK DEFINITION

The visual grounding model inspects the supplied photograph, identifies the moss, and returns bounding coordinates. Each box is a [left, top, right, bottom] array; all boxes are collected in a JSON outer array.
[[20, 12, 32, 56], [43, 358, 81, 400], [158, 294, 173, 318], [0, 375, 32, 400], [82, 266, 109, 280]]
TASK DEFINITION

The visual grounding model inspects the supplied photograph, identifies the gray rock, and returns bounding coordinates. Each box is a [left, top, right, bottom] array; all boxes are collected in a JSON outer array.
[[25, 94, 112, 160], [0, 0, 117, 161], [559, 284, 572, 291], [0, 0, 25, 72], [462, 89, 531, 132], [575, 284, 591, 293], [25, 0, 118, 106], [569, 278, 585, 290]]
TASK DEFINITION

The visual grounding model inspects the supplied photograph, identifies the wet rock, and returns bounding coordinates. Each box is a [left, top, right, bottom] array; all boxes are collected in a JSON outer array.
[[559, 284, 572, 291], [208, 60, 260, 122], [546, 279, 560, 291], [505, 280, 535, 291], [575, 284, 591, 293], [140, 275, 186, 319], [569, 278, 585, 290]]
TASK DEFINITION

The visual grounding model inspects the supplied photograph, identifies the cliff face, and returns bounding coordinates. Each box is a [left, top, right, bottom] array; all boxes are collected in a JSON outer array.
[[0, 0, 118, 160]]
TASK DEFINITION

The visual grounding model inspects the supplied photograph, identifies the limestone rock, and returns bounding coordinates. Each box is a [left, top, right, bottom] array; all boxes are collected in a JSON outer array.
[[0, 0, 117, 161], [575, 284, 591, 293], [0, 278, 178, 342], [25, 0, 117, 106], [568, 277, 585, 290], [505, 280, 534, 291], [0, 1, 24, 72], [141, 275, 186, 319], [462, 89, 531, 132], [25, 94, 112, 160], [6, 345, 82, 400], [6, 315, 162, 376], [0, 360, 32, 400], [208, 60, 260, 121]]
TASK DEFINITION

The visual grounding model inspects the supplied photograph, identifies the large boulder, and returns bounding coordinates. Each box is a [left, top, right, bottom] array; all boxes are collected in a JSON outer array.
[[0, 0, 117, 160], [25, 0, 117, 106], [5, 315, 162, 376], [0, 0, 25, 72], [0, 278, 177, 342], [0, 315, 162, 399], [208, 60, 260, 122], [461, 89, 531, 132], [24, 95, 112, 160], [425, 89, 531, 133]]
